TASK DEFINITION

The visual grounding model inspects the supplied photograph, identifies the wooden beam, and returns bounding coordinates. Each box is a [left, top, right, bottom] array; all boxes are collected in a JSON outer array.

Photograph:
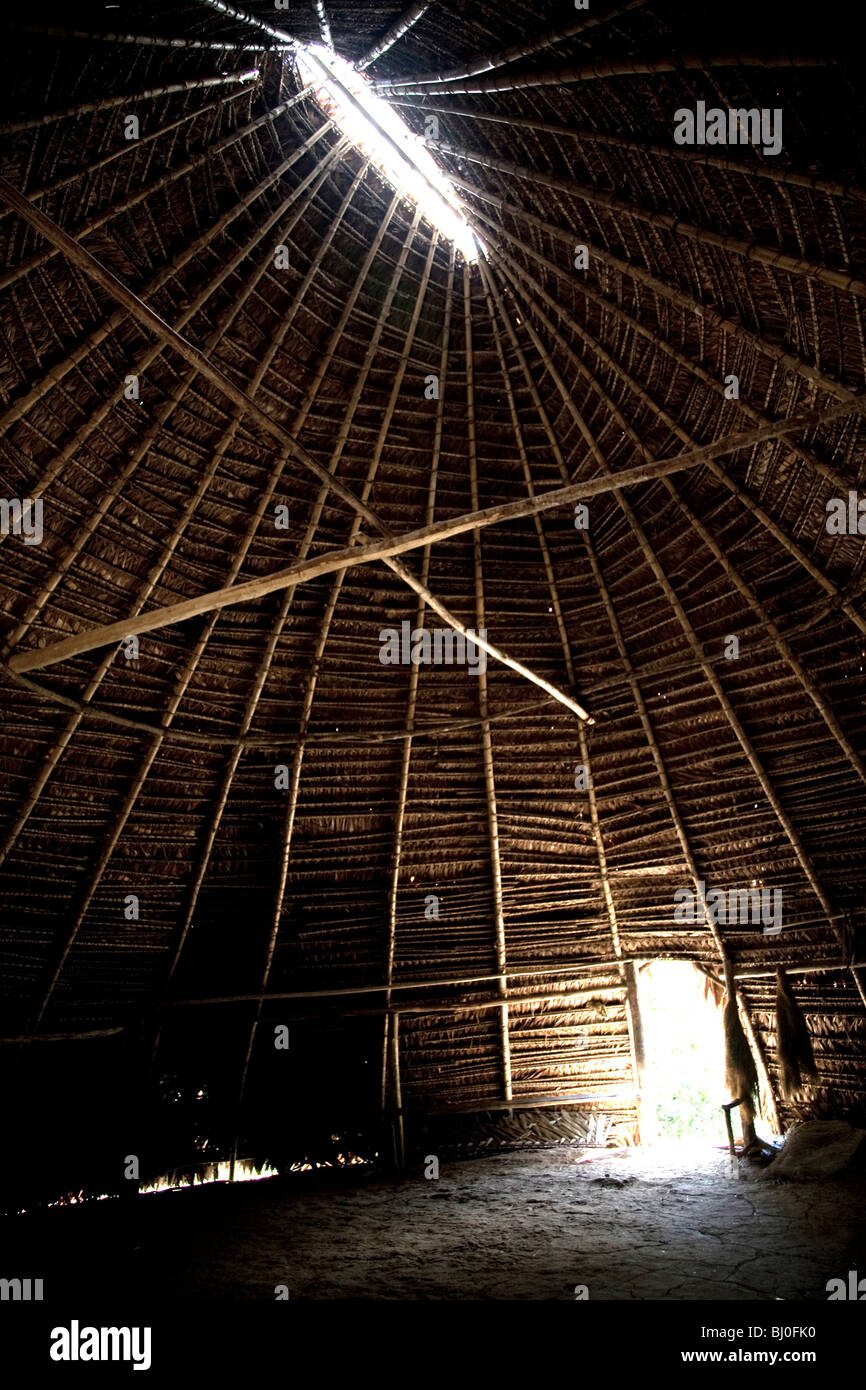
[[8, 390, 865, 677], [313, 0, 334, 51], [374, 0, 645, 87], [399, 1091, 636, 1116], [0, 1027, 124, 1043], [443, 144, 866, 298], [0, 176, 594, 724], [230, 197, 419, 1139], [381, 238, 451, 1112], [195, 0, 294, 47], [161, 956, 866, 1009], [374, 50, 829, 97], [356, 3, 431, 70], [465, 264, 512, 1103]]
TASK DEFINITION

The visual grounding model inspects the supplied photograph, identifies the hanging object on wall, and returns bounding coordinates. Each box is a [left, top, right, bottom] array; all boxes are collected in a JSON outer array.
[[774, 968, 819, 1101]]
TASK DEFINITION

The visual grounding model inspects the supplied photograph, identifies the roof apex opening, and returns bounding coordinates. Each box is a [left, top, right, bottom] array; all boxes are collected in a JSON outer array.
[[294, 40, 479, 261]]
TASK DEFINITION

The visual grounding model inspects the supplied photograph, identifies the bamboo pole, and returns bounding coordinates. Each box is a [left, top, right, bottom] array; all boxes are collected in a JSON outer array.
[[398, 1091, 637, 1117], [439, 144, 866, 299], [391, 1013, 405, 1168], [381, 236, 449, 1113], [0, 72, 257, 136], [0, 1027, 125, 1043], [357, 3, 431, 71], [464, 264, 512, 1104], [193, 0, 295, 47], [462, 192, 857, 405], [374, 51, 829, 98], [505, 279, 847, 957], [161, 955, 866, 1009], [313, 0, 334, 51], [0, 89, 317, 293], [11, 388, 866, 677], [150, 163, 377, 1071], [18, 23, 275, 50], [490, 248, 866, 782], [0, 176, 594, 725], [230, 199, 422, 1135], [0, 142, 350, 867], [158, 160, 373, 997], [376, 0, 646, 87], [410, 105, 866, 204]]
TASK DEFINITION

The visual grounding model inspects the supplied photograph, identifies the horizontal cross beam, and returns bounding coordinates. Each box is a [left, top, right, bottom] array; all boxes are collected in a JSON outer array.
[[7, 393, 865, 674]]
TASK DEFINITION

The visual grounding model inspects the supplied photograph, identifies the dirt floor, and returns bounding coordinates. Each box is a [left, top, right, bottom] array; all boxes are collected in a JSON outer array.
[[7, 1143, 866, 1300]]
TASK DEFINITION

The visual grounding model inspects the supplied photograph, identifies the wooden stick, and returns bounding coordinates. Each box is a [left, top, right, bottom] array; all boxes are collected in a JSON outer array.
[[357, 3, 431, 70], [18, 22, 275, 50], [194, 0, 294, 47], [409, 104, 865, 203], [160, 956, 866, 1010], [444, 144, 866, 297], [9, 384, 866, 678], [464, 194, 856, 404], [375, 0, 645, 87], [374, 51, 829, 98], [381, 237, 450, 1112], [0, 1027, 124, 1043], [465, 264, 512, 1103], [399, 1090, 637, 1116], [0, 176, 595, 725], [722, 1098, 741, 1156], [151, 160, 375, 1063], [0, 71, 257, 136]]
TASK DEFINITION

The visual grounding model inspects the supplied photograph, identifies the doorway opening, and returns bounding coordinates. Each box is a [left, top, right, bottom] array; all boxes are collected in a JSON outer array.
[[635, 960, 727, 1146]]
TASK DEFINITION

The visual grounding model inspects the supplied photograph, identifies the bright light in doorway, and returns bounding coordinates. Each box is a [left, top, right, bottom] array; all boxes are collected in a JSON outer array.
[[295, 42, 479, 262]]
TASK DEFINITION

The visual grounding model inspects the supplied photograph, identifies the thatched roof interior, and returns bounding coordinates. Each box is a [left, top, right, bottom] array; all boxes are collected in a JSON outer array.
[[2, 0, 866, 1185]]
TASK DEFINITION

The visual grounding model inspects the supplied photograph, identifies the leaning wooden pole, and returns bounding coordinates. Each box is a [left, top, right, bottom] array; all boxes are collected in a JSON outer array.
[[374, 50, 828, 97], [489, 249, 866, 782], [484, 256, 782, 1136], [10, 391, 866, 677], [497, 264, 848, 953], [381, 237, 450, 1113], [229, 204, 428, 1162], [464, 264, 512, 1105], [376, 0, 645, 87], [463, 195, 857, 405], [0, 176, 594, 725], [357, 2, 431, 70]]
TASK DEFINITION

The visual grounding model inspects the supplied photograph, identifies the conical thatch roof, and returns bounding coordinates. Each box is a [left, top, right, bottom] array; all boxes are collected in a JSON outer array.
[[2, 1, 866, 1171]]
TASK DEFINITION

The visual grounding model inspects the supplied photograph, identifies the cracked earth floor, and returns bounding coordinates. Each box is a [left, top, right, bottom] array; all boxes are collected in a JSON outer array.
[[11, 1143, 866, 1300]]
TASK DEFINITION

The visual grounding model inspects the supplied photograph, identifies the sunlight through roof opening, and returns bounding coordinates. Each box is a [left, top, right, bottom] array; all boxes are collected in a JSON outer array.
[[294, 42, 479, 262]]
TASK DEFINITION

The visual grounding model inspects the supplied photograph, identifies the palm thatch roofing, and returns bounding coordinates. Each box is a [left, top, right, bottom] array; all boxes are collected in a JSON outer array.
[[2, 0, 866, 1179]]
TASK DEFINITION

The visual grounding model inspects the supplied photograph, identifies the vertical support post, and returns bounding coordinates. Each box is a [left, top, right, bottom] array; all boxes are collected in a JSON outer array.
[[623, 961, 651, 1145], [391, 1013, 405, 1170]]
